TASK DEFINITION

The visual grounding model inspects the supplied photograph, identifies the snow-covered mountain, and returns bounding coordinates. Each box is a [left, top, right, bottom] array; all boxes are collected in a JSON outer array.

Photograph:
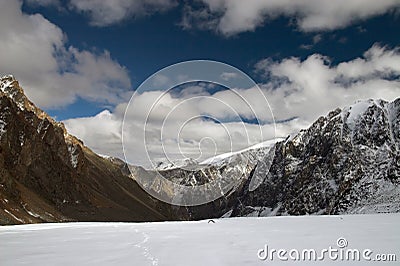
[[154, 157, 200, 171], [199, 139, 281, 166], [153, 139, 281, 171], [132, 138, 280, 211], [133, 97, 399, 219], [225, 98, 400, 217], [1, 75, 399, 224]]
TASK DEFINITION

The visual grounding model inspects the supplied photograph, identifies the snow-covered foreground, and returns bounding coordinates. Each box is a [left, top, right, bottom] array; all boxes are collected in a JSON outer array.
[[1, 214, 399, 265]]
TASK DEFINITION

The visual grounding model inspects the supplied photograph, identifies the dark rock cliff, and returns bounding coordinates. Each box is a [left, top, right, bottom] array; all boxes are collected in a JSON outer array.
[[0, 75, 176, 224]]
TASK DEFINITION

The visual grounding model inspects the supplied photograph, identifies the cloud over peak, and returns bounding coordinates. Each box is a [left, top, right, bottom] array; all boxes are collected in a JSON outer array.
[[256, 43, 400, 124], [64, 44, 400, 163], [0, 0, 131, 108]]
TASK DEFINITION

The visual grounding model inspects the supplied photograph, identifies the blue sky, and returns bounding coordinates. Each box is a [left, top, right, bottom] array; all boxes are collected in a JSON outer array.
[[19, 1, 400, 120], [1, 0, 400, 164]]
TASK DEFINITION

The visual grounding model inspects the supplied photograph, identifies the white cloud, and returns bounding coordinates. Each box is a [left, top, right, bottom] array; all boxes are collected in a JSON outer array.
[[64, 110, 124, 158], [152, 74, 171, 87], [64, 44, 400, 166], [220, 72, 239, 81], [32, 0, 400, 37], [69, 0, 177, 26], [256, 43, 400, 134], [64, 84, 275, 167], [182, 0, 400, 36], [337, 44, 400, 79], [0, 0, 131, 108]]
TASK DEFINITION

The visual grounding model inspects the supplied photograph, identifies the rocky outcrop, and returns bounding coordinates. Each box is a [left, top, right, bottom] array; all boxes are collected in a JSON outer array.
[[228, 99, 400, 217], [137, 98, 399, 219], [0, 75, 174, 224]]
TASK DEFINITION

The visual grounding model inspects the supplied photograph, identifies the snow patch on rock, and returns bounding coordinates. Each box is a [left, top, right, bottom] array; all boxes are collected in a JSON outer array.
[[68, 145, 79, 168], [342, 99, 374, 131]]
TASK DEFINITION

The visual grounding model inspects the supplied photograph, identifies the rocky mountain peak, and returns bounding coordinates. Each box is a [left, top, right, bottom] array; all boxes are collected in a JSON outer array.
[[1, 75, 73, 135], [1, 75, 48, 120], [0, 75, 84, 153], [0, 76, 174, 225], [223, 97, 400, 217]]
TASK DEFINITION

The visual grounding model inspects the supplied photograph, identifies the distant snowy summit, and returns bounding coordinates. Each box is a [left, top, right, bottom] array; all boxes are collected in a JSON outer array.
[[154, 157, 200, 171], [152, 139, 281, 171], [224, 97, 400, 217]]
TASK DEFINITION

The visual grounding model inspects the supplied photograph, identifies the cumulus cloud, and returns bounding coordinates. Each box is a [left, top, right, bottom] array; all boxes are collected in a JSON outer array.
[[64, 110, 124, 157], [256, 43, 400, 130], [69, 0, 177, 26], [30, 0, 400, 36], [0, 0, 131, 108], [65, 83, 275, 166], [64, 44, 400, 165], [336, 44, 400, 78], [36, 0, 399, 36], [182, 0, 400, 36]]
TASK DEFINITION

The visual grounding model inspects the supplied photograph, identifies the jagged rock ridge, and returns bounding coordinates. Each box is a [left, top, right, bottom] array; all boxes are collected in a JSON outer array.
[[227, 98, 400, 217], [133, 98, 399, 219], [0, 75, 175, 224]]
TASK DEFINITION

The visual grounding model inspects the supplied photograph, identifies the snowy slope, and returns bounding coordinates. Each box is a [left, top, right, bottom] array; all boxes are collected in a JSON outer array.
[[1, 214, 399, 265], [200, 138, 282, 165], [154, 157, 199, 171], [152, 138, 280, 171]]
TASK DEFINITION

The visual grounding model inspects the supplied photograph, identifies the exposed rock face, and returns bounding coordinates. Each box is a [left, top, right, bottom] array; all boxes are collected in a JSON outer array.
[[0, 75, 174, 224], [229, 99, 400, 217], [148, 141, 277, 218], [134, 98, 399, 219], [1, 75, 399, 224]]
